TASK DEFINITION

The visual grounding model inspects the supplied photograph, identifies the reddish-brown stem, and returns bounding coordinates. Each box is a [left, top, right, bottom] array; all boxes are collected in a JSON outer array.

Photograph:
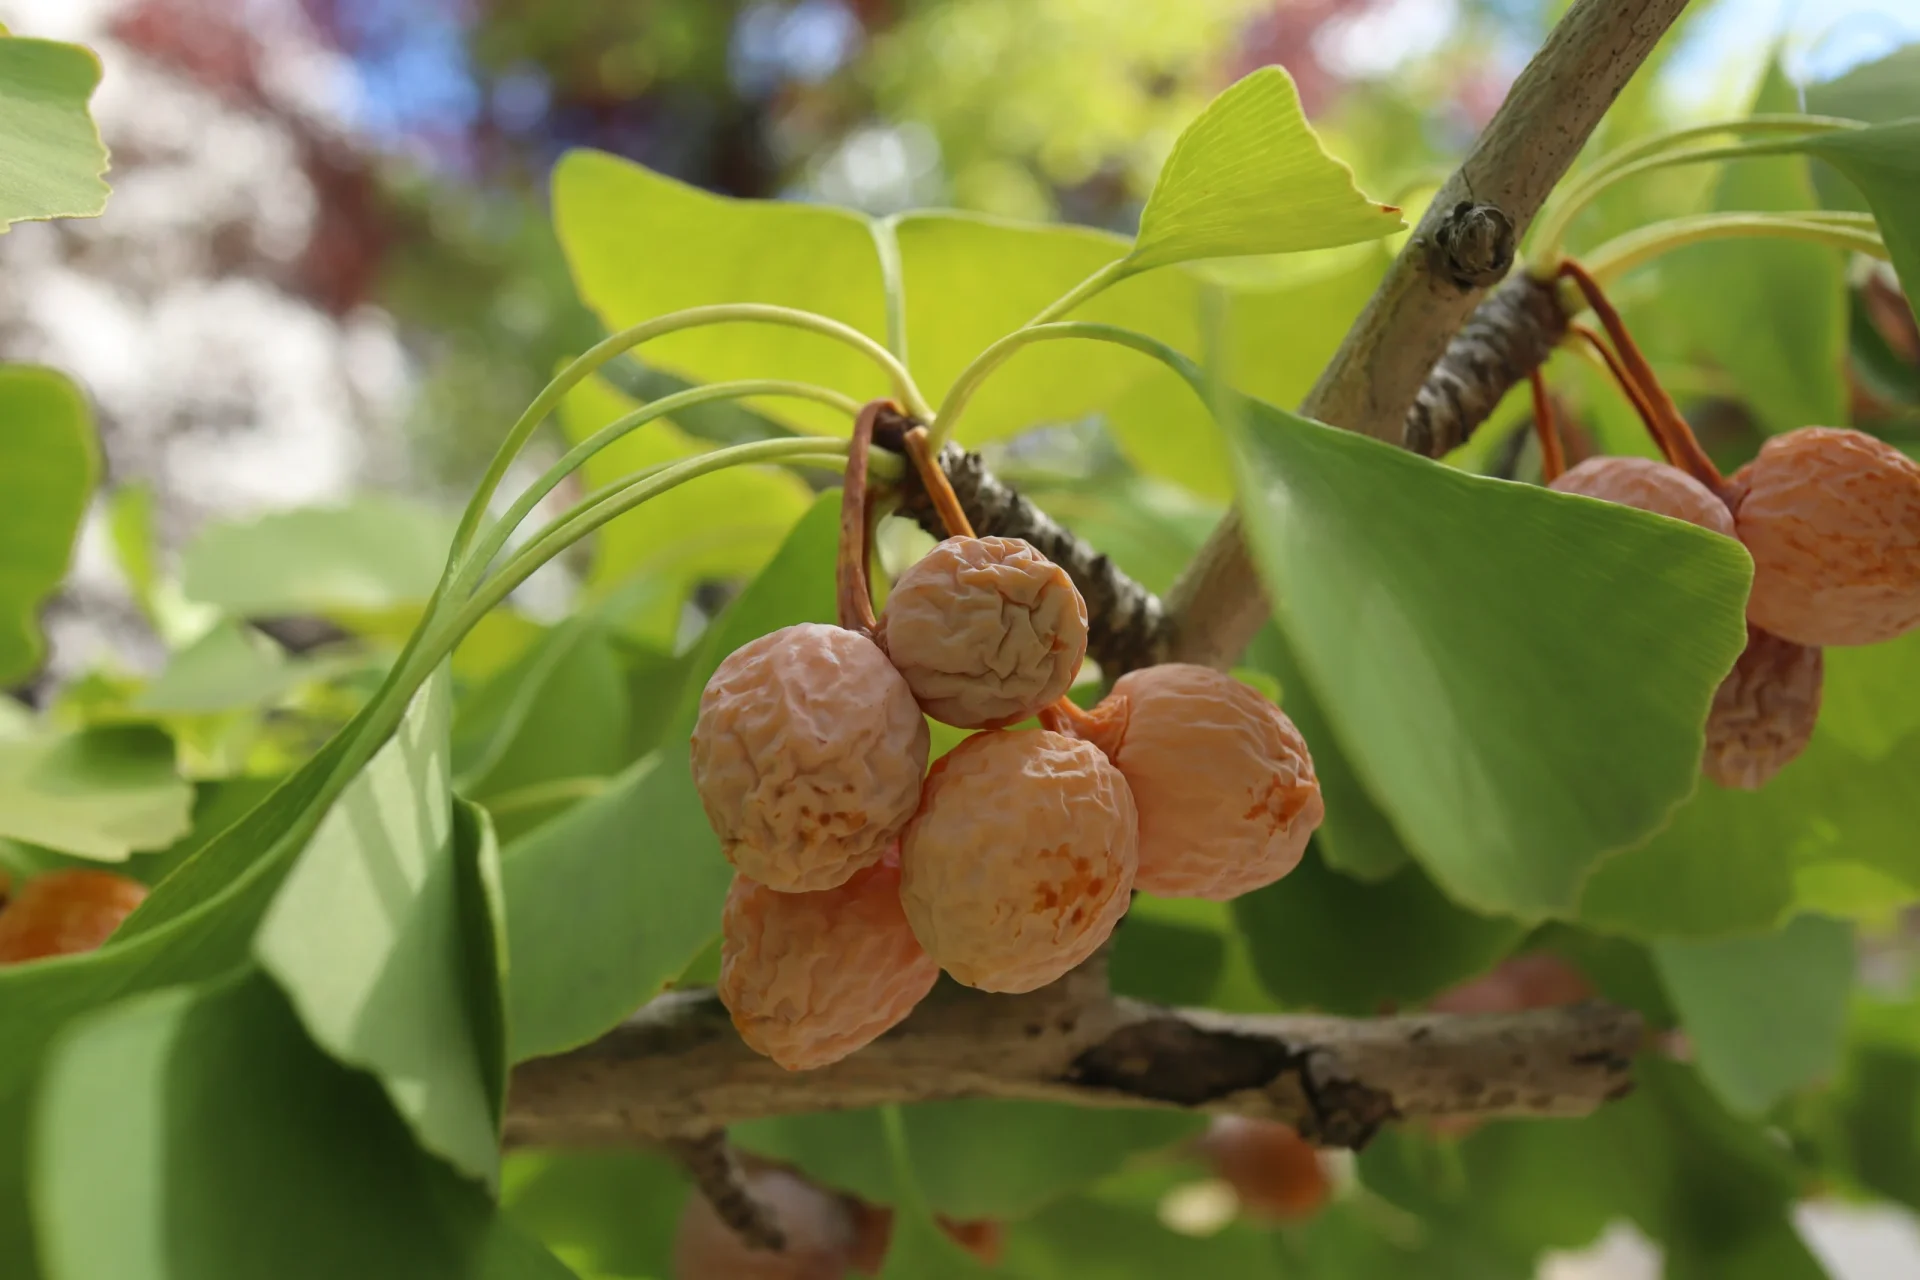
[[1567, 323, 1673, 466], [903, 427, 977, 540], [1557, 260, 1723, 489], [837, 401, 888, 635], [1038, 696, 1101, 738], [1528, 369, 1566, 483]]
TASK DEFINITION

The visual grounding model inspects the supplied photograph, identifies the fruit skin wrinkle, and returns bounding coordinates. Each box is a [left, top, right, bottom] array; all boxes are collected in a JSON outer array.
[[718, 853, 939, 1071], [1085, 664, 1323, 900], [1702, 624, 1822, 791], [878, 535, 1088, 730], [900, 728, 1136, 993], [691, 622, 929, 893], [1729, 427, 1920, 648]]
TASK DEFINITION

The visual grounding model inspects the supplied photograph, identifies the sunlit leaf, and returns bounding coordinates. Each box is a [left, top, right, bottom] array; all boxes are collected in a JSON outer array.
[[31, 972, 572, 1280], [1125, 67, 1402, 273], [1654, 914, 1855, 1116], [559, 367, 813, 642], [253, 669, 504, 1185], [0, 724, 192, 860], [179, 495, 458, 617], [1803, 120, 1920, 304], [1663, 63, 1846, 434], [0, 365, 96, 684], [453, 615, 630, 840], [1225, 395, 1752, 916], [130, 621, 297, 715], [0, 36, 109, 228], [502, 1148, 689, 1279], [554, 150, 888, 436]]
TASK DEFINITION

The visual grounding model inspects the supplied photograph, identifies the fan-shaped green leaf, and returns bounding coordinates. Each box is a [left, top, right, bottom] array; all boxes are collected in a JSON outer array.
[[31, 972, 571, 1280], [0, 365, 96, 684], [0, 36, 108, 228], [1125, 67, 1403, 273], [0, 724, 191, 860], [1226, 395, 1752, 916], [253, 669, 506, 1185]]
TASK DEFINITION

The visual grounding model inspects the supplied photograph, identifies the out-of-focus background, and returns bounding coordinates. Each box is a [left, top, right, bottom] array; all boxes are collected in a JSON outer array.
[[3, 3, 1918, 1271]]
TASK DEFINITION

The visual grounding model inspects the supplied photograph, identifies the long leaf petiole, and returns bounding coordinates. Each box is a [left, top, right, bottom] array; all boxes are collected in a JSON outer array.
[[1581, 211, 1886, 285]]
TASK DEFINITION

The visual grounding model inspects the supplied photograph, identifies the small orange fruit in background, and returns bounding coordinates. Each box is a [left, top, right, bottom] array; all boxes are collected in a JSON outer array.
[[0, 869, 149, 963]]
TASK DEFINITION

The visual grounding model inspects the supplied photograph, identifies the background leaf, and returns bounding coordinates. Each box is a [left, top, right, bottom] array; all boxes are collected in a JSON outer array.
[[1225, 395, 1752, 916], [253, 668, 505, 1185], [0, 365, 97, 684], [1654, 914, 1855, 1116], [0, 724, 192, 860], [0, 36, 109, 228], [1803, 121, 1920, 303], [1662, 62, 1846, 435], [1231, 842, 1526, 1014], [1125, 67, 1402, 272], [31, 972, 572, 1280], [180, 494, 458, 618]]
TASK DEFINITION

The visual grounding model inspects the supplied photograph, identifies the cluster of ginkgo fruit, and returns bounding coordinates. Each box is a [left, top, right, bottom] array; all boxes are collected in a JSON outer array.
[[1538, 262, 1920, 790], [690, 407, 1325, 1071]]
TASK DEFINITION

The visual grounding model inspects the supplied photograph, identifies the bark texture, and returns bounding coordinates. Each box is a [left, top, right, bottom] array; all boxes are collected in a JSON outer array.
[[1402, 272, 1571, 459], [506, 976, 1642, 1152]]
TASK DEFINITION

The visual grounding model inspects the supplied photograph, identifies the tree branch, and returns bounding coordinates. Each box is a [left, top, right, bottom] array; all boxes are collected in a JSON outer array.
[[1164, 0, 1693, 669], [505, 974, 1641, 1152]]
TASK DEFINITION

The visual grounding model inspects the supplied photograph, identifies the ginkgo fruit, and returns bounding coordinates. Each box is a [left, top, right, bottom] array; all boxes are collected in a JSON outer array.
[[899, 728, 1136, 993], [673, 1166, 860, 1280], [1081, 664, 1321, 900], [692, 622, 930, 893], [1196, 1117, 1330, 1222], [1727, 427, 1920, 647], [1549, 455, 1736, 537], [1702, 625, 1822, 790], [0, 869, 149, 963], [879, 535, 1088, 729], [719, 852, 939, 1071]]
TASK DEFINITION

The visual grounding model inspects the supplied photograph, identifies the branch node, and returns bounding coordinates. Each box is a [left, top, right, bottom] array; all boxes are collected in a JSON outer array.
[[1429, 201, 1518, 290]]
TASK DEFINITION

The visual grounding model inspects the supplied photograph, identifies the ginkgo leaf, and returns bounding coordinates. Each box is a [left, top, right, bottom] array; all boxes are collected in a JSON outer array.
[[1125, 67, 1403, 273]]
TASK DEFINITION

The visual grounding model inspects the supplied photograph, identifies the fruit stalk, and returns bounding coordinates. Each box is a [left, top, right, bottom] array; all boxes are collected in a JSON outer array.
[[1528, 368, 1565, 483], [1557, 259, 1723, 490], [837, 401, 887, 635]]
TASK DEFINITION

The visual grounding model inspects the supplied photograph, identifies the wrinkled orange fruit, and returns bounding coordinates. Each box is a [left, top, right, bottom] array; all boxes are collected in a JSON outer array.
[[692, 623, 929, 892], [719, 853, 939, 1071], [1084, 665, 1321, 900], [1729, 427, 1920, 647], [1549, 455, 1736, 537], [1702, 625, 1822, 791], [879, 535, 1088, 730], [900, 729, 1136, 993]]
